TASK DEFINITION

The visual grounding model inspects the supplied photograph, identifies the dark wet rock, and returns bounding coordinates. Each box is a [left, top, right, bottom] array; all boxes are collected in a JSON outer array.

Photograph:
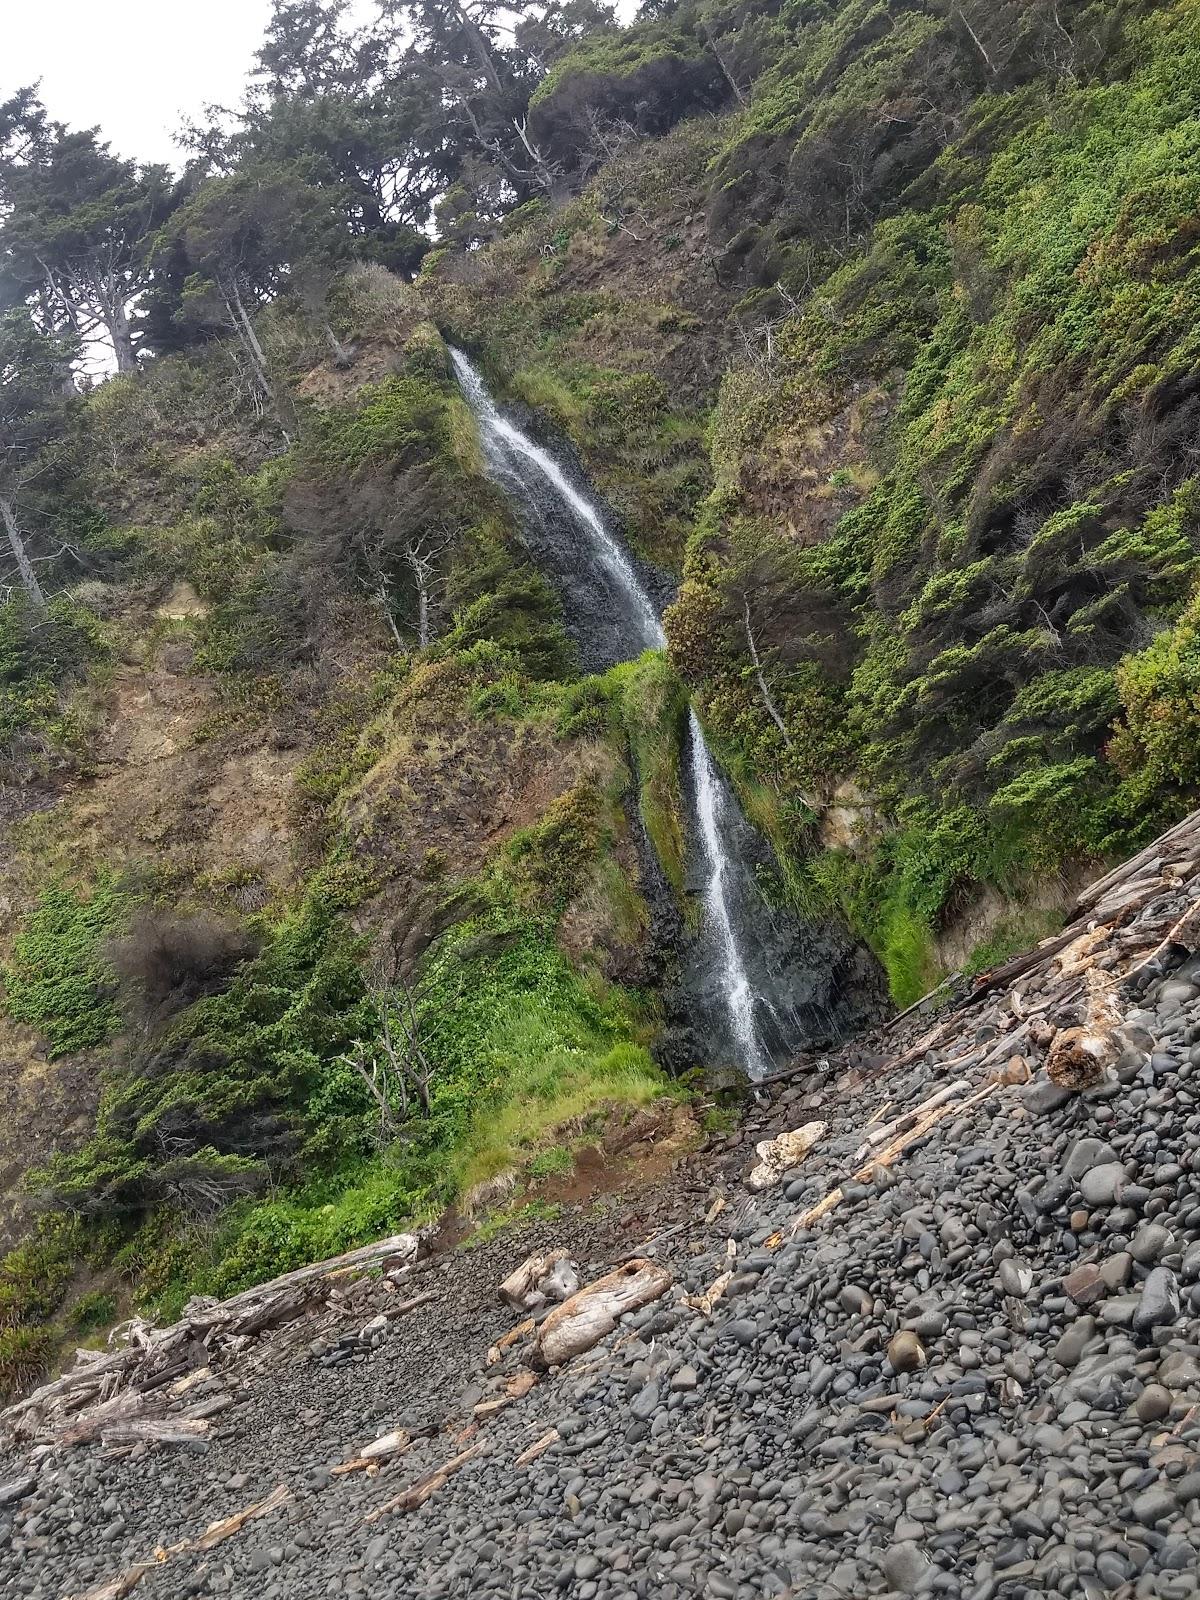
[[1022, 1077, 1072, 1116], [1053, 1317, 1098, 1368], [1131, 1487, 1178, 1526], [1132, 1268, 1180, 1332], [886, 1331, 926, 1374], [1064, 1137, 1120, 1179], [1135, 1384, 1172, 1423], [1079, 1164, 1126, 1208], [1062, 1263, 1106, 1305], [881, 1541, 931, 1593]]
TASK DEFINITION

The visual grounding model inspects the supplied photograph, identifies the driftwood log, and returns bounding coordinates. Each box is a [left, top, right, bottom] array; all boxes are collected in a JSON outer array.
[[530, 1259, 673, 1369], [3, 1232, 423, 1446], [361, 1441, 488, 1523], [745, 1122, 826, 1191], [498, 1250, 580, 1310], [1046, 973, 1124, 1089]]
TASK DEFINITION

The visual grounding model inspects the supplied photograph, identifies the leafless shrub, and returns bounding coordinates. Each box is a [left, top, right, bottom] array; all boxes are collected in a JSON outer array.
[[335, 952, 437, 1146], [109, 910, 258, 1024]]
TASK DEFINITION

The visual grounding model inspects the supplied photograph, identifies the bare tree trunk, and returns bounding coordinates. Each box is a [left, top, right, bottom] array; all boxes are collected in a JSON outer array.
[[955, 6, 998, 75], [404, 549, 435, 648], [224, 277, 271, 392], [222, 275, 292, 445], [511, 118, 559, 196], [743, 597, 791, 748], [700, 22, 748, 107], [323, 323, 355, 368], [453, 1, 504, 94], [0, 494, 46, 608], [103, 295, 138, 375], [376, 584, 405, 650]]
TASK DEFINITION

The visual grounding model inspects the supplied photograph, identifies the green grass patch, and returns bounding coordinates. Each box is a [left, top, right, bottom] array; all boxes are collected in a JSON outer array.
[[963, 910, 1065, 979], [3, 875, 130, 1056], [528, 1144, 573, 1179]]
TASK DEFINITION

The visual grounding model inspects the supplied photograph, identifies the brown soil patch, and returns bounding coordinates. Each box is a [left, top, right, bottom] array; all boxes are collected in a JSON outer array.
[[431, 1101, 701, 1255], [736, 382, 892, 541], [37, 653, 298, 901], [0, 641, 308, 1237], [344, 705, 606, 961]]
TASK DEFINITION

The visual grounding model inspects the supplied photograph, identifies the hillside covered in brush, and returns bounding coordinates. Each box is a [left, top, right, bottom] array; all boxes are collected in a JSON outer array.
[[1, 0, 1199, 1390]]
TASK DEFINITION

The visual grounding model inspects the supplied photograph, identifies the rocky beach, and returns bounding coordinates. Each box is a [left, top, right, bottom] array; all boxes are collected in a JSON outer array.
[[4, 817, 1200, 1600]]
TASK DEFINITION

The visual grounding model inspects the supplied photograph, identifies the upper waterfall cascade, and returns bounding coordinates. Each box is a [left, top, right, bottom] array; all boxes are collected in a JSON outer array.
[[449, 346, 864, 1076]]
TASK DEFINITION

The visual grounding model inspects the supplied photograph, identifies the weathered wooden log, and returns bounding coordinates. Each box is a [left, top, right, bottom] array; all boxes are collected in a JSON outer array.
[[514, 1428, 559, 1467], [745, 1122, 826, 1191], [1046, 973, 1123, 1090], [381, 1288, 438, 1321], [1071, 808, 1200, 918], [530, 1259, 673, 1369], [1126, 892, 1200, 984], [197, 1232, 420, 1317], [2, 1232, 423, 1439], [963, 925, 1089, 1005], [1089, 876, 1177, 926], [361, 1441, 488, 1523], [854, 1081, 971, 1161], [194, 1483, 292, 1549], [100, 1417, 210, 1448], [67, 1563, 153, 1600], [498, 1250, 579, 1310]]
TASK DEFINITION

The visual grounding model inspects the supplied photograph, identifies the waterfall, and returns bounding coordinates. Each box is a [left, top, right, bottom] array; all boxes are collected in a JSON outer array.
[[449, 347, 866, 1076], [687, 708, 769, 1078], [449, 349, 664, 664]]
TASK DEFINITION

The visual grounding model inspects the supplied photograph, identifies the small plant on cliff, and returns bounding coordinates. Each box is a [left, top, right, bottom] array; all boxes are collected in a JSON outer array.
[[3, 875, 129, 1056]]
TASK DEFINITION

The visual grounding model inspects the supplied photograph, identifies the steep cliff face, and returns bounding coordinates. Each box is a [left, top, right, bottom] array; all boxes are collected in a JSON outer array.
[[428, 0, 1200, 1006], [3, 0, 1200, 1388], [0, 269, 723, 1375]]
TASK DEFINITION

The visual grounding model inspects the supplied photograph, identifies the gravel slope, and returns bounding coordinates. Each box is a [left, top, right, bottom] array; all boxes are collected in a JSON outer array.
[[5, 884, 1200, 1599]]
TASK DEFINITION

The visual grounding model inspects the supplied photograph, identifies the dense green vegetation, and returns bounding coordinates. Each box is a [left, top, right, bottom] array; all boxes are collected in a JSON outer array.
[[665, 0, 1200, 997], [4, 877, 129, 1056], [436, 0, 1200, 1000], [0, 290, 674, 1366], [5, 0, 1200, 1388]]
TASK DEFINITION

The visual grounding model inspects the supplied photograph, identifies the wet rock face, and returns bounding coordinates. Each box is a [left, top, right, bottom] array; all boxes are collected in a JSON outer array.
[[458, 362, 888, 1074], [676, 739, 889, 1066]]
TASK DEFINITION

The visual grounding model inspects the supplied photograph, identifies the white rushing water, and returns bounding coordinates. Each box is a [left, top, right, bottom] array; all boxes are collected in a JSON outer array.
[[687, 709, 770, 1078], [450, 348, 664, 654], [450, 346, 769, 1076]]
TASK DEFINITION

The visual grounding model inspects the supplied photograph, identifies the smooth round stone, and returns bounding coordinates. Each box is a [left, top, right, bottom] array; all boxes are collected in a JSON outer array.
[[1156, 982, 1198, 1007], [1135, 1385, 1172, 1424], [882, 1541, 931, 1593], [1131, 1224, 1172, 1264], [999, 1259, 1033, 1299], [1080, 1164, 1126, 1208]]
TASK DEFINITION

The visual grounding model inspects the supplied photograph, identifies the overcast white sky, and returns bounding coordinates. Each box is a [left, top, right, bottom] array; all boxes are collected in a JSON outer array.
[[3, 1, 638, 169], [3, 0, 317, 166]]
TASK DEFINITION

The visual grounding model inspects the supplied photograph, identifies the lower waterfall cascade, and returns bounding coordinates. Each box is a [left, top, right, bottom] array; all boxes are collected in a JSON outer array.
[[450, 346, 880, 1075]]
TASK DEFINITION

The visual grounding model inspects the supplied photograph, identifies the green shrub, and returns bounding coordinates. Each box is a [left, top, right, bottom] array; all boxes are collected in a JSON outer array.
[[0, 593, 109, 758], [0, 1237, 74, 1330], [69, 1289, 117, 1334], [4, 876, 129, 1055], [528, 1145, 573, 1179], [0, 1324, 57, 1402], [1110, 587, 1200, 807]]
